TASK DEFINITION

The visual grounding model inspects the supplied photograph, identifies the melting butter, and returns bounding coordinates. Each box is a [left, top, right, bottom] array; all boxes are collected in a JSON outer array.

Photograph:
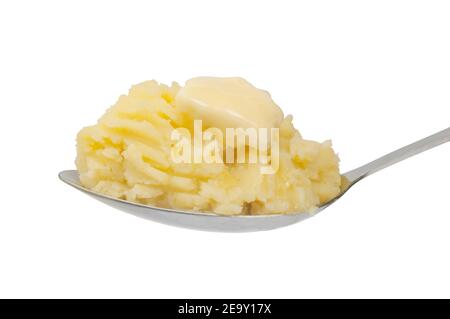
[[175, 77, 284, 131]]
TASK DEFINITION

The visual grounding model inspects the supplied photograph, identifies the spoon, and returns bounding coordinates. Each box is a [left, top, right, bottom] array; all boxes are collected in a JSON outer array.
[[59, 127, 450, 232]]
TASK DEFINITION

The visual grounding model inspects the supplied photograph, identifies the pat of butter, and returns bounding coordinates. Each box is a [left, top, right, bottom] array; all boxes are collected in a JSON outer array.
[[175, 77, 284, 131]]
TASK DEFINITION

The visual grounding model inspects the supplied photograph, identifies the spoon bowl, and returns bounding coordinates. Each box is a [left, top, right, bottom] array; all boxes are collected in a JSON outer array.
[[59, 127, 449, 232], [58, 170, 347, 232]]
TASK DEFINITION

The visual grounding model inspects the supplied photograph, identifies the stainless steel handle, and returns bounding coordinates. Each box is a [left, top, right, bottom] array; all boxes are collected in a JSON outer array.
[[344, 127, 450, 183]]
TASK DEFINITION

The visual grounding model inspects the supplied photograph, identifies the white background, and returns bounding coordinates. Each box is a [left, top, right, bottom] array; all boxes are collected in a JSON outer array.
[[0, 0, 449, 299]]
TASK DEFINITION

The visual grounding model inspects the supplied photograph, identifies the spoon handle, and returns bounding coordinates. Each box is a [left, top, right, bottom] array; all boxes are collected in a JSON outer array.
[[344, 127, 450, 183]]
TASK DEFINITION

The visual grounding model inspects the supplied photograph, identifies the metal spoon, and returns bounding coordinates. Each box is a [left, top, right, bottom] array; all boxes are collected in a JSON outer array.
[[59, 127, 450, 232]]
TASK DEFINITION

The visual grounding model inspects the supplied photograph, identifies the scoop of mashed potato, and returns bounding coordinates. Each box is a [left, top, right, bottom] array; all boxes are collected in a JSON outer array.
[[76, 80, 341, 215]]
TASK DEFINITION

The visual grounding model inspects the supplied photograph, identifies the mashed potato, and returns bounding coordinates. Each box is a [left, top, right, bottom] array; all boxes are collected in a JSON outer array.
[[76, 79, 341, 215]]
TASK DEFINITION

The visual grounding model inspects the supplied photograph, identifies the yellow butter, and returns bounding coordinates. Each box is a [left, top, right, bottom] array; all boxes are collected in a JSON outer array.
[[175, 77, 284, 130]]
